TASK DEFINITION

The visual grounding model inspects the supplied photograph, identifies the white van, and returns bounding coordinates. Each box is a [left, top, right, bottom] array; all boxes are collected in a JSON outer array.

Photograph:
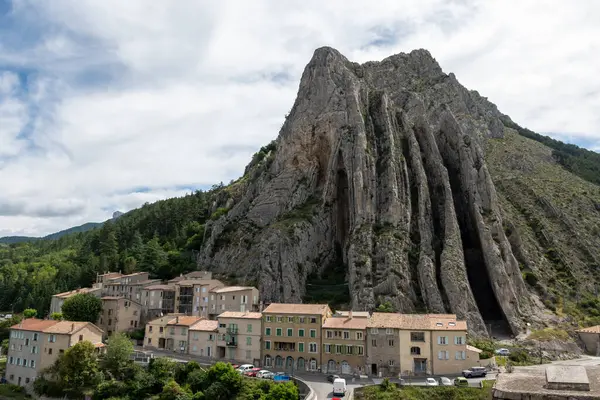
[[236, 364, 255, 373], [333, 378, 347, 396]]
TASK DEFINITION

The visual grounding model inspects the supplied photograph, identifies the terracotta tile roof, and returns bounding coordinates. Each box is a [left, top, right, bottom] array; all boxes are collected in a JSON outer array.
[[43, 321, 90, 334], [176, 279, 223, 287], [367, 313, 467, 331], [54, 287, 100, 298], [11, 319, 59, 332], [577, 325, 600, 333], [131, 279, 161, 286], [211, 286, 256, 293], [121, 272, 149, 278], [167, 316, 204, 326], [263, 303, 331, 315], [101, 296, 122, 300], [217, 312, 262, 319], [143, 284, 175, 291], [323, 316, 368, 330], [334, 311, 370, 318], [147, 315, 178, 325], [190, 320, 219, 331]]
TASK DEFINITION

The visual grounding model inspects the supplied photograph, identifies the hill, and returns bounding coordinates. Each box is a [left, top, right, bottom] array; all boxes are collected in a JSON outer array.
[[1, 48, 600, 336]]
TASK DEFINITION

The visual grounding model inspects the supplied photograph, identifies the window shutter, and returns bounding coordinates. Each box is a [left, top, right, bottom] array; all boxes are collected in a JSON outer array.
[[437, 336, 441, 345]]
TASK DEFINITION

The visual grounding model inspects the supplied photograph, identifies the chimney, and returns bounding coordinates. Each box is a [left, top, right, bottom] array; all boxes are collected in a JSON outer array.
[[349, 310, 353, 319], [176, 316, 179, 324], [259, 301, 264, 313], [71, 323, 75, 332]]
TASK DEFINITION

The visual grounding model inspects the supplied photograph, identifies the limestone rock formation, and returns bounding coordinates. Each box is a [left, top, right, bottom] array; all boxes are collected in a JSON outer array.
[[198, 47, 549, 336]]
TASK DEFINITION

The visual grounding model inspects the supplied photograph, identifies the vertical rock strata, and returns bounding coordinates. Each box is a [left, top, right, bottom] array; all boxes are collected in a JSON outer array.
[[199, 47, 540, 335]]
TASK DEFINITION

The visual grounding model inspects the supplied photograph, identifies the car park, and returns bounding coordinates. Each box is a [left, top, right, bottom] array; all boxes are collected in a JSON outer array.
[[439, 377, 452, 386], [454, 377, 469, 387], [426, 377, 439, 386], [462, 366, 487, 378]]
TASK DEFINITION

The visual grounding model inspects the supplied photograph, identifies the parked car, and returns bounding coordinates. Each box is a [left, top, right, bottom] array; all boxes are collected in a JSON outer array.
[[332, 378, 347, 396], [454, 377, 469, 387], [439, 377, 453, 386], [237, 364, 255, 374], [256, 370, 271, 378], [244, 368, 262, 377], [327, 374, 340, 383], [495, 348, 510, 356], [426, 377, 439, 386], [462, 366, 487, 378]]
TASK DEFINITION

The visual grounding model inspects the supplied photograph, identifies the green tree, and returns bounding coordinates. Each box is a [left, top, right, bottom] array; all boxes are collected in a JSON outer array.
[[1, 338, 8, 355], [57, 341, 103, 396], [376, 301, 394, 313], [158, 379, 193, 400], [266, 381, 299, 400], [50, 312, 64, 321], [101, 333, 135, 380], [61, 293, 103, 322], [202, 362, 243, 400], [23, 308, 37, 318], [99, 221, 119, 271], [141, 237, 168, 277]]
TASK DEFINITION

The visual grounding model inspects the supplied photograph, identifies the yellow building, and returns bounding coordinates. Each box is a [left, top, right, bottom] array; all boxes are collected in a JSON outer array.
[[143, 314, 180, 350], [5, 319, 104, 387], [322, 311, 367, 375], [97, 297, 142, 338], [261, 303, 331, 372], [188, 319, 219, 359]]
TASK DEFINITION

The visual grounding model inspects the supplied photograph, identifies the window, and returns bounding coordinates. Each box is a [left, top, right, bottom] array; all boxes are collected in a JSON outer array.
[[202, 287, 207, 292], [149, 326, 153, 333], [31, 346, 38, 354], [16, 358, 20, 366], [299, 317, 306, 323], [310, 329, 316, 338], [79, 335, 83, 342], [326, 330, 333, 339], [265, 341, 271, 350], [48, 348, 53, 355], [343, 331, 350, 339], [386, 328, 394, 335], [219, 323, 226, 328], [181, 328, 187, 336], [298, 329, 305, 337], [266, 316, 272, 322], [246, 337, 252, 346], [335, 344, 342, 354], [309, 343, 317, 353], [356, 345, 364, 355], [310, 317, 317, 323], [265, 328, 271, 336], [25, 338, 29, 346], [247, 324, 252, 333], [410, 332, 425, 342], [455, 351, 466, 360], [23, 359, 28, 367], [265, 356, 272, 367], [108, 309, 112, 315], [410, 346, 421, 355], [9, 357, 13, 365], [438, 336, 448, 345], [370, 328, 379, 334], [388, 339, 394, 347], [371, 339, 377, 347], [246, 350, 251, 360], [159, 327, 164, 333], [346, 345, 352, 354], [108, 319, 112, 326], [33, 333, 38, 341], [30, 360, 35, 368], [170, 327, 175, 335], [388, 360, 394, 366], [454, 336, 465, 345], [356, 332, 363, 340], [323, 344, 331, 353], [288, 316, 294, 323], [298, 343, 304, 352], [287, 328, 293, 337], [438, 350, 449, 360], [25, 378, 30, 384], [276, 316, 283, 323], [276, 328, 282, 336], [48, 335, 56, 343], [241, 295, 247, 304]]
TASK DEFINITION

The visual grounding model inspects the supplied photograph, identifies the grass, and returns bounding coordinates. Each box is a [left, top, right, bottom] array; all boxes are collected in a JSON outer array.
[[0, 384, 31, 399], [527, 328, 571, 342], [354, 384, 493, 400]]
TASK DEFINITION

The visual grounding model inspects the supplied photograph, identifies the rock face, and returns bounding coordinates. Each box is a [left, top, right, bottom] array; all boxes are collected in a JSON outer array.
[[198, 47, 544, 335]]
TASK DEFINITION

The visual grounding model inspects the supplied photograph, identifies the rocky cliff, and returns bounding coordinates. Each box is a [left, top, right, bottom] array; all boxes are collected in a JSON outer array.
[[198, 47, 600, 336]]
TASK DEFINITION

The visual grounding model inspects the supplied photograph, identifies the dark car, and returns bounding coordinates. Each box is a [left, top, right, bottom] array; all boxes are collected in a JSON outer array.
[[327, 374, 340, 383]]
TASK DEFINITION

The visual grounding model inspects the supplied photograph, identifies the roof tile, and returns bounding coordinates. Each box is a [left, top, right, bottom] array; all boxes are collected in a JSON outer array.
[[262, 303, 331, 315]]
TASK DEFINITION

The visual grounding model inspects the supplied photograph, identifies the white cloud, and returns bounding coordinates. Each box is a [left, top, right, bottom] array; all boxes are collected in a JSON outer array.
[[1, 0, 599, 236]]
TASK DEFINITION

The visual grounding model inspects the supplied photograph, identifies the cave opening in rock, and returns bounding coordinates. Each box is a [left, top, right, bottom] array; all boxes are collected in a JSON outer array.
[[446, 165, 509, 332], [335, 153, 350, 249]]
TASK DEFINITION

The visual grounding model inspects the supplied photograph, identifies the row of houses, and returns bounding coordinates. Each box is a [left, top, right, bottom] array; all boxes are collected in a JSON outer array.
[[143, 303, 484, 377], [49, 271, 260, 339]]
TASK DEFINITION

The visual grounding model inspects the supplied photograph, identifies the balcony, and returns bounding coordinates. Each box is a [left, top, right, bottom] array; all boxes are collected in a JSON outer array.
[[227, 328, 238, 335], [226, 340, 238, 347]]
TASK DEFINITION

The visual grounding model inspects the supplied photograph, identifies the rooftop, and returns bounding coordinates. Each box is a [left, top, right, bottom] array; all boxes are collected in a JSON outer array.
[[367, 313, 467, 330], [11, 319, 101, 335], [211, 286, 256, 293], [323, 316, 368, 330], [263, 303, 331, 315], [143, 284, 175, 291], [577, 326, 600, 334], [217, 311, 262, 319], [175, 279, 224, 287], [44, 321, 91, 335], [167, 316, 204, 326], [190, 320, 219, 332], [334, 311, 370, 318], [53, 287, 100, 298]]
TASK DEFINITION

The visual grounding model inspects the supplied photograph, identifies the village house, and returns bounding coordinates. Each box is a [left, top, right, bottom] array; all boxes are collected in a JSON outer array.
[[174, 279, 224, 316], [209, 286, 260, 318], [166, 316, 203, 353], [5, 319, 104, 387], [49, 287, 102, 315], [97, 297, 142, 338], [261, 303, 332, 372], [188, 319, 219, 359], [102, 272, 161, 302], [93, 272, 123, 289], [140, 284, 176, 322], [322, 311, 367, 375], [215, 311, 262, 365], [168, 270, 213, 284], [576, 326, 600, 355]]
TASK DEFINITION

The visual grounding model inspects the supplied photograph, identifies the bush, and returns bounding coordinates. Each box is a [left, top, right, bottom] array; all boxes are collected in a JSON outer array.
[[527, 328, 570, 342]]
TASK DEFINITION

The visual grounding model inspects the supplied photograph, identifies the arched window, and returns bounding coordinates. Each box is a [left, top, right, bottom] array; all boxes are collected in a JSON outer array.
[[410, 346, 421, 355]]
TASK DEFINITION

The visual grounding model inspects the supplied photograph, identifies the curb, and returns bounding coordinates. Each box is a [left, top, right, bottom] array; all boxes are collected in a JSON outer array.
[[293, 376, 317, 400]]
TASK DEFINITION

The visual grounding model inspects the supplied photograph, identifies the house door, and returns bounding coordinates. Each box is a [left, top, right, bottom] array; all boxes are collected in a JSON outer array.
[[327, 360, 336, 373], [341, 361, 351, 374], [414, 358, 427, 374], [371, 363, 377, 375], [297, 357, 305, 371], [207, 347, 211, 357]]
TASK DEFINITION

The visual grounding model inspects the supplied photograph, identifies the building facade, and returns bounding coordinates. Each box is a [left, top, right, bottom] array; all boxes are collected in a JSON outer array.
[[321, 312, 367, 375], [188, 319, 219, 359], [168, 271, 213, 284], [174, 279, 224, 316], [49, 287, 102, 315], [261, 303, 331, 373], [215, 311, 262, 365], [141, 284, 176, 322], [5, 319, 104, 387], [166, 316, 203, 353], [144, 315, 179, 350], [209, 287, 260, 318], [101, 272, 160, 302], [97, 297, 142, 338]]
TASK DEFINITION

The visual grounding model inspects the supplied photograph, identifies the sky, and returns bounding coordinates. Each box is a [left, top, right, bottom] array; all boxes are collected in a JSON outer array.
[[0, 0, 599, 237]]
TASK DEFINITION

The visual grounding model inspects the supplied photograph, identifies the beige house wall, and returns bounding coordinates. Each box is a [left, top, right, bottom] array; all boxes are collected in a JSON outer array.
[[397, 330, 432, 376], [430, 331, 469, 375], [261, 313, 324, 372], [578, 332, 600, 355], [211, 288, 259, 316], [321, 329, 366, 375], [98, 298, 141, 338], [216, 317, 262, 364], [167, 323, 191, 353], [188, 330, 217, 358], [366, 328, 402, 377], [5, 330, 44, 386], [143, 316, 175, 350]]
